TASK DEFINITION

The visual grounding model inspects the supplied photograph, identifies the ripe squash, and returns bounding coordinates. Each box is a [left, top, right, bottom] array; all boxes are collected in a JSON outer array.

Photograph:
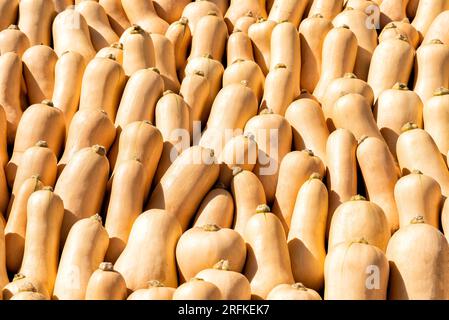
[[95, 42, 124, 64], [422, 10, 449, 45], [115, 68, 164, 130], [75, 1, 119, 51], [127, 280, 175, 300], [412, 0, 449, 39], [223, 59, 265, 102], [0, 0, 18, 31], [225, 0, 267, 32], [0, 159, 8, 214], [367, 35, 415, 99], [19, 187, 64, 295], [5, 176, 43, 273], [285, 98, 329, 165], [121, 25, 155, 77], [52, 1, 72, 13], [248, 19, 276, 75], [104, 159, 146, 263], [267, 283, 322, 300], [195, 260, 251, 300], [99, 0, 131, 35], [121, 0, 169, 34], [9, 283, 49, 300], [272, 150, 325, 233], [345, 0, 379, 14], [328, 196, 391, 251], [85, 262, 127, 300], [58, 109, 116, 174], [52, 7, 96, 63], [234, 13, 257, 33], [268, 0, 308, 27], [374, 83, 423, 160], [413, 40, 449, 103], [166, 17, 191, 75], [147, 146, 219, 231], [55, 145, 109, 245], [193, 187, 234, 228], [324, 239, 389, 300], [387, 216, 449, 299], [270, 21, 301, 97], [288, 174, 328, 291], [150, 34, 180, 92], [231, 169, 267, 236], [379, 0, 409, 28], [313, 25, 358, 101], [53, 214, 109, 300], [2, 273, 49, 300], [396, 123, 449, 197], [79, 55, 126, 121], [52, 51, 86, 129], [152, 0, 190, 24], [18, 0, 54, 46], [173, 278, 222, 300], [115, 209, 182, 291], [227, 30, 254, 65], [441, 198, 449, 235], [261, 64, 295, 116], [395, 171, 441, 229], [0, 106, 8, 169], [379, 20, 420, 49], [22, 45, 58, 105], [0, 25, 30, 58], [0, 217, 8, 292], [181, 0, 222, 36], [298, 14, 333, 93], [243, 205, 294, 300], [308, 0, 344, 20]]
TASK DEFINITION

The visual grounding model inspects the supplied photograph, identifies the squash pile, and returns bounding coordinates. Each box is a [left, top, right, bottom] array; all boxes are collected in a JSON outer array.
[[1, 0, 449, 301]]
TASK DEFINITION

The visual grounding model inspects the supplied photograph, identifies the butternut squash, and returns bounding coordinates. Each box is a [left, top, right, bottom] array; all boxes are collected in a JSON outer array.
[[227, 30, 254, 65], [99, 0, 131, 35], [261, 64, 295, 116], [267, 283, 322, 300], [324, 239, 389, 300], [268, 0, 308, 27], [308, 0, 344, 20], [53, 0, 71, 13], [181, 0, 222, 36], [328, 196, 391, 252], [0, 25, 30, 58], [412, 0, 449, 39], [121, 25, 155, 77], [193, 187, 234, 228], [173, 278, 222, 300], [166, 17, 191, 75], [127, 280, 175, 300], [0, 107, 8, 169], [53, 214, 109, 300], [379, 20, 420, 49], [150, 34, 180, 92], [379, 0, 409, 28], [441, 197, 449, 235], [223, 59, 265, 102], [243, 205, 294, 300], [225, 0, 267, 32], [85, 262, 127, 300], [18, 0, 55, 46], [9, 283, 49, 300], [195, 260, 251, 300], [0, 0, 18, 31], [2, 274, 49, 300], [114, 209, 182, 291], [0, 217, 8, 292], [121, 0, 169, 35], [424, 88, 449, 156], [234, 12, 257, 34], [152, 0, 190, 24], [0, 159, 8, 215], [425, 13, 449, 46], [288, 174, 328, 291], [248, 19, 276, 75]]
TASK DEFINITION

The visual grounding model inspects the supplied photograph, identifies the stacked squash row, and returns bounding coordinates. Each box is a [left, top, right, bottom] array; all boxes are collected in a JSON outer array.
[[1, 0, 449, 300]]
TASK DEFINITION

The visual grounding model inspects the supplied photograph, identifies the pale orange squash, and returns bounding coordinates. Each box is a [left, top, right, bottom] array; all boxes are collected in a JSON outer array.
[[412, 0, 449, 39], [181, 0, 222, 36], [165, 17, 191, 75], [173, 278, 222, 300], [227, 30, 255, 65], [0, 0, 18, 31], [121, 0, 169, 35], [233, 12, 257, 34], [121, 25, 155, 77], [267, 283, 322, 300], [268, 0, 308, 27], [248, 19, 276, 75], [223, 59, 265, 102], [150, 34, 180, 92], [422, 10, 449, 45], [152, 0, 190, 24], [379, 0, 409, 28], [2, 274, 49, 300], [261, 64, 295, 116], [193, 187, 234, 228], [0, 216, 9, 292], [225, 0, 267, 32], [99, 0, 131, 35], [127, 280, 175, 300], [0, 25, 30, 58], [379, 20, 420, 49], [423, 88, 449, 156], [308, 0, 344, 20], [18, 0, 55, 46], [85, 262, 127, 300]]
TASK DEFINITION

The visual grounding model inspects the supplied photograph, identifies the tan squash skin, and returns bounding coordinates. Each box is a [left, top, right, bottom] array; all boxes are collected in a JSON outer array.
[[324, 240, 389, 300], [270, 22, 301, 97], [10, 285, 49, 300], [53, 215, 109, 300], [223, 60, 265, 102], [58, 109, 116, 174], [231, 169, 267, 236], [285, 98, 329, 165], [0, 0, 18, 31], [225, 0, 267, 32], [395, 171, 441, 229], [55, 145, 109, 245], [441, 198, 449, 235], [22, 45, 58, 105], [0, 107, 8, 169], [2, 274, 49, 300], [248, 19, 276, 75], [268, 0, 308, 27], [0, 217, 8, 292], [121, 0, 169, 35], [379, 0, 409, 28], [243, 205, 294, 300], [199, 82, 258, 157], [195, 260, 252, 300], [414, 40, 449, 103], [96, 42, 123, 64], [193, 187, 234, 228], [328, 196, 391, 252], [267, 283, 322, 300], [166, 18, 191, 75], [387, 216, 449, 299], [367, 35, 415, 99], [75, 1, 119, 51], [150, 34, 180, 92], [308, 0, 344, 20], [18, 0, 55, 46], [313, 26, 358, 102], [5, 176, 43, 274], [173, 278, 222, 300], [0, 161, 8, 215], [227, 30, 254, 65], [99, 0, 131, 35], [0, 25, 30, 58], [424, 12, 449, 46], [333, 93, 384, 142], [412, 0, 449, 39], [127, 280, 175, 300], [79, 55, 126, 121], [379, 21, 420, 49], [189, 13, 228, 63], [181, 0, 222, 36], [272, 150, 325, 233], [115, 209, 182, 291], [85, 262, 127, 300], [396, 124, 449, 197], [233, 11, 257, 33], [121, 25, 155, 77], [104, 159, 146, 263], [424, 88, 449, 156], [374, 83, 423, 160], [345, 0, 378, 13], [19, 188, 64, 295], [52, 51, 86, 129], [261, 64, 294, 116], [299, 14, 333, 93], [52, 8, 96, 63], [357, 136, 400, 233], [152, 0, 189, 24], [288, 174, 328, 291], [53, 0, 72, 13]]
